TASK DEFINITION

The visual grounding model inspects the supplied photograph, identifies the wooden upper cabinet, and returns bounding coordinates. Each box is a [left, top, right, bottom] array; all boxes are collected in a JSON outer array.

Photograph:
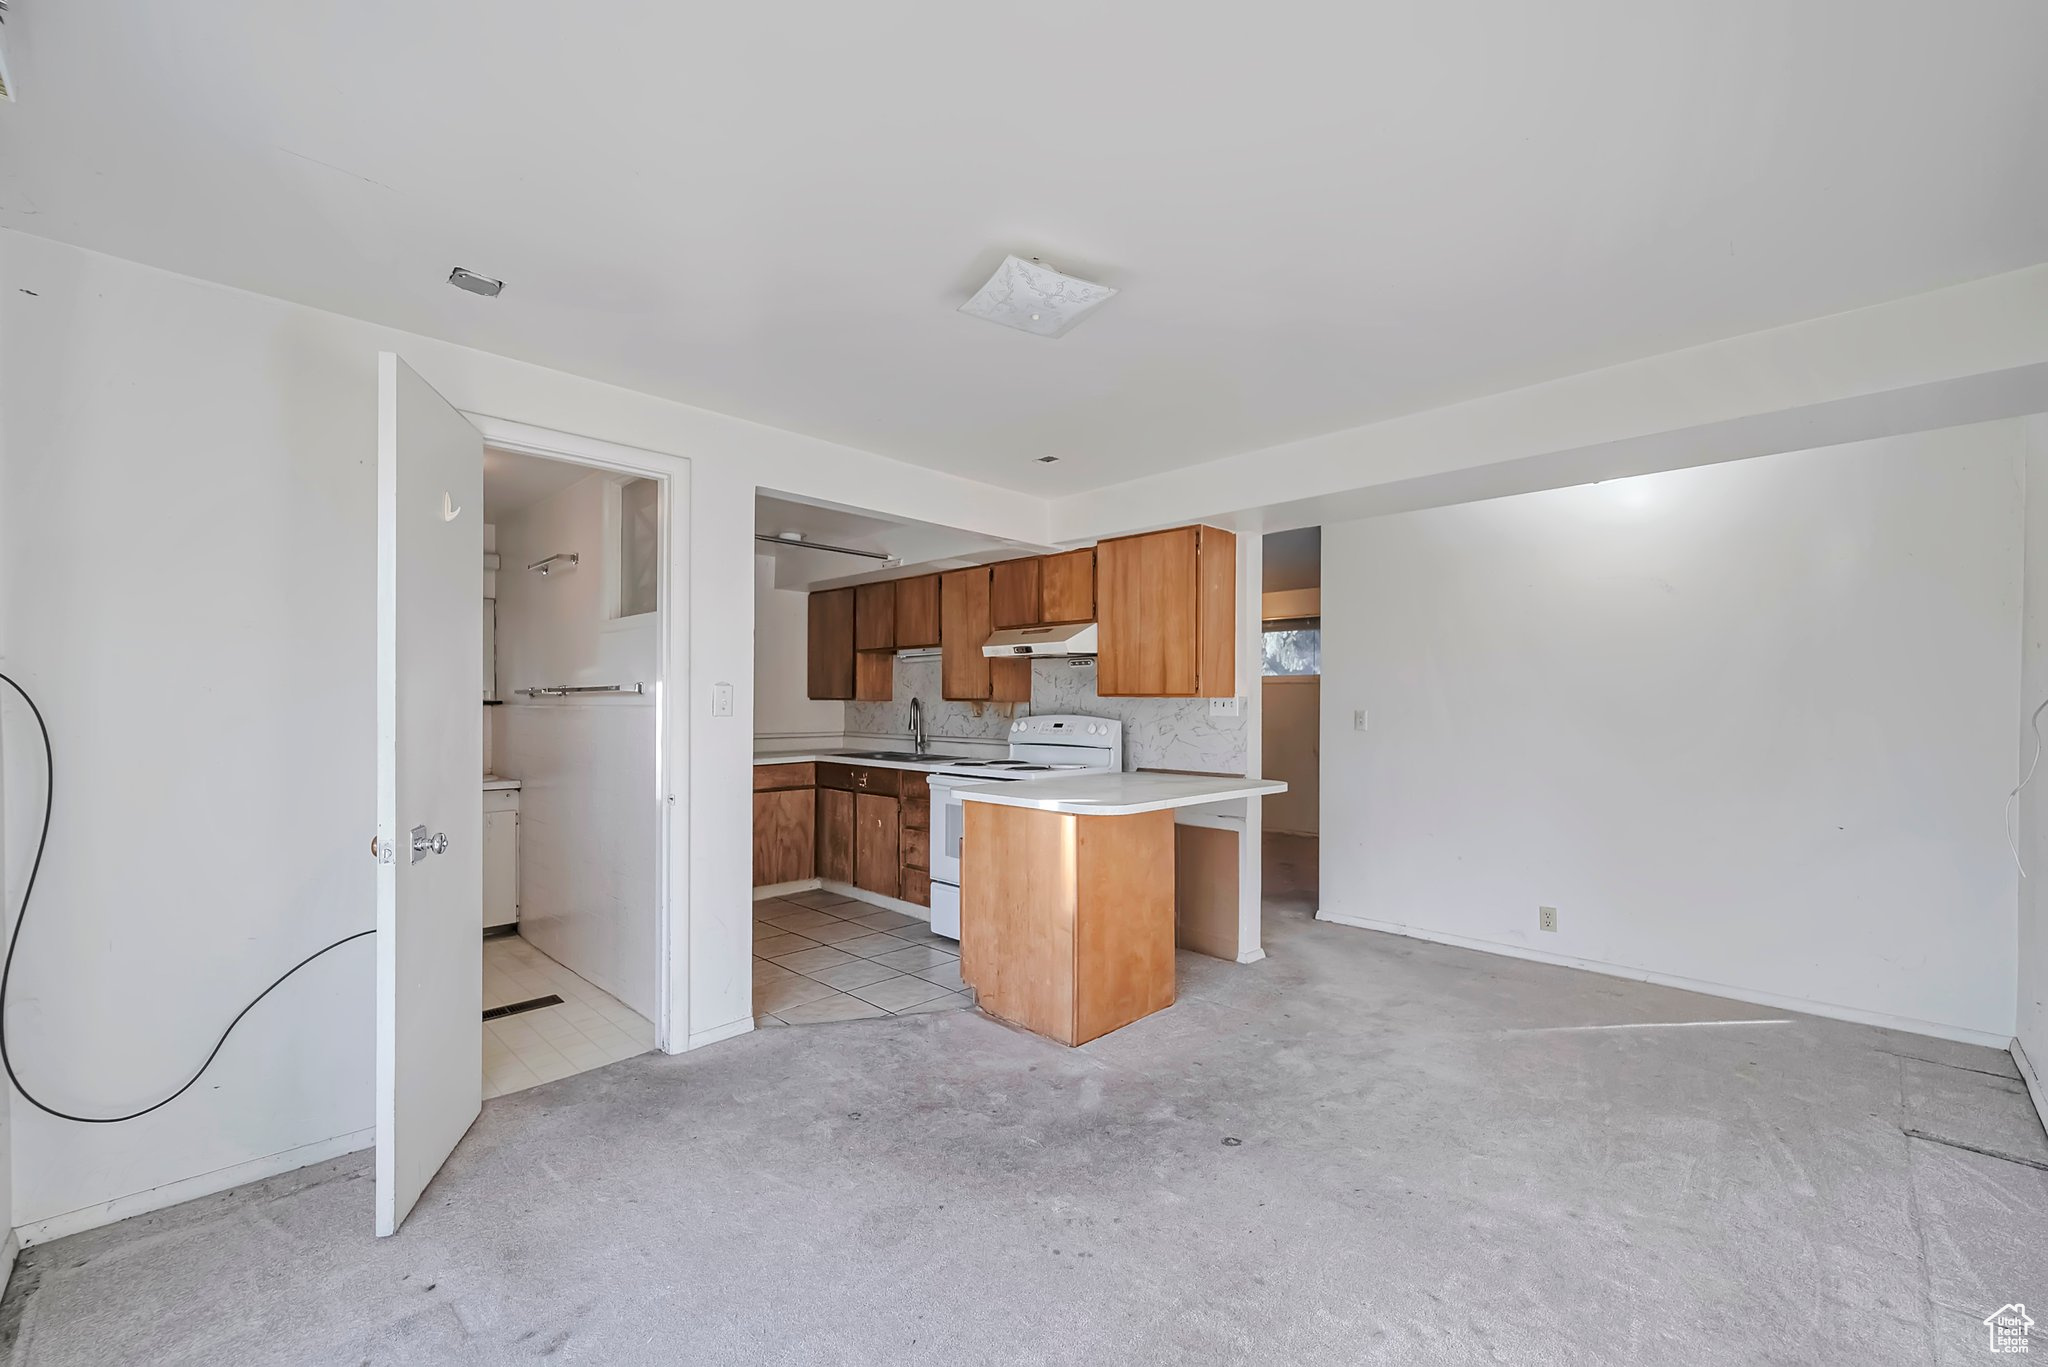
[[991, 656, 1031, 703], [940, 567, 993, 700], [807, 587, 855, 699], [991, 557, 1042, 630], [895, 574, 942, 648], [855, 651, 894, 702], [1039, 548, 1095, 625], [1095, 525, 1236, 698], [854, 581, 896, 652]]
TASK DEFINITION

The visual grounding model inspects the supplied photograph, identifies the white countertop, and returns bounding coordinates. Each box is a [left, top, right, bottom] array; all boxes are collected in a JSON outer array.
[[954, 772, 1286, 816], [753, 749, 995, 773]]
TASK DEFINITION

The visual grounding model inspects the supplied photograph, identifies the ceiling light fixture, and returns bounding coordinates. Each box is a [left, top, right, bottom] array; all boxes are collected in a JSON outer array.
[[753, 532, 895, 563], [448, 267, 504, 297], [959, 255, 1116, 338]]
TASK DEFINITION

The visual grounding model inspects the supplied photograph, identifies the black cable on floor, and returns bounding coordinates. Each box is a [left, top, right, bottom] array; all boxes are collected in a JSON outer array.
[[0, 670, 374, 1124]]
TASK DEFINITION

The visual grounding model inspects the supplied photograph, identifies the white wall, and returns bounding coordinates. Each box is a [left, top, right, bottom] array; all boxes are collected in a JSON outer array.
[[753, 556, 845, 747], [2017, 416, 2048, 1099], [1320, 423, 2025, 1044], [494, 473, 659, 1017], [0, 229, 1048, 1238]]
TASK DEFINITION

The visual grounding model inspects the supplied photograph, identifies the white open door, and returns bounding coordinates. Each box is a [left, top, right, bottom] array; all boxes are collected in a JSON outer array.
[[375, 354, 484, 1236]]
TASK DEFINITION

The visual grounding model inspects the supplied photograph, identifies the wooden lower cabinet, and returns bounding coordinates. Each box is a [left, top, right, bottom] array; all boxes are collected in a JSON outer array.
[[752, 762, 928, 908], [855, 792, 901, 897], [752, 787, 815, 886], [816, 787, 854, 884], [899, 774, 930, 906], [960, 803, 1176, 1046], [900, 824, 930, 873]]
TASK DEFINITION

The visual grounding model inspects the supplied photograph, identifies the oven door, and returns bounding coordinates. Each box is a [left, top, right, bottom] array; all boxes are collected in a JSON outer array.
[[929, 776, 968, 888]]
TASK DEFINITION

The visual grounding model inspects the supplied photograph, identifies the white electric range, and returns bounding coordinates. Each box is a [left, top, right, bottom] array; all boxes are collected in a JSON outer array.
[[925, 714, 1123, 940]]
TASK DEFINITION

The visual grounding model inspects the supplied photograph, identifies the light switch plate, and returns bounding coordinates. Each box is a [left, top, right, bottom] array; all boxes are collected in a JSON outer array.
[[1209, 696, 1243, 717], [711, 682, 734, 717], [1354, 709, 1368, 732]]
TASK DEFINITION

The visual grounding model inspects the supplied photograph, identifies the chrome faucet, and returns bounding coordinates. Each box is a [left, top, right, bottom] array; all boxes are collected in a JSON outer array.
[[909, 696, 926, 755]]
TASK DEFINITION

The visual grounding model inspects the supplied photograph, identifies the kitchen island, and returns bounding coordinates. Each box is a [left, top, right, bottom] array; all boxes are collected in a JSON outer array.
[[956, 773, 1286, 1045]]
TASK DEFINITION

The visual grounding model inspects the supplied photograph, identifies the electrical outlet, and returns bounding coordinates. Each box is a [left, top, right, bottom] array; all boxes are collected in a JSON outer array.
[[1209, 695, 1242, 717], [711, 682, 734, 718], [1539, 906, 1557, 932], [1353, 709, 1368, 732]]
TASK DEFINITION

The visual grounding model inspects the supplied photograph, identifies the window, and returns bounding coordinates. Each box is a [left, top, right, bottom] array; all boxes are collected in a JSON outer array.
[[1261, 617, 1320, 676], [616, 477, 659, 618]]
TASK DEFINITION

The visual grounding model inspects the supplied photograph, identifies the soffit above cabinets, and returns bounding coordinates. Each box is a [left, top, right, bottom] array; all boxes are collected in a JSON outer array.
[[754, 491, 1043, 592]]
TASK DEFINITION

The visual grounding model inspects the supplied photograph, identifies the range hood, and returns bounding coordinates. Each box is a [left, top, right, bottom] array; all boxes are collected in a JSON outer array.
[[982, 622, 1097, 657]]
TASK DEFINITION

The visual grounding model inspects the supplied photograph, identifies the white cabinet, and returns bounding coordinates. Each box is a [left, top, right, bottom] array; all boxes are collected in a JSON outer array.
[[483, 785, 520, 928]]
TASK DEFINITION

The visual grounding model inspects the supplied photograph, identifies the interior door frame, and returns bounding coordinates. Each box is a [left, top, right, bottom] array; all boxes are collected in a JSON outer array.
[[467, 415, 691, 1053]]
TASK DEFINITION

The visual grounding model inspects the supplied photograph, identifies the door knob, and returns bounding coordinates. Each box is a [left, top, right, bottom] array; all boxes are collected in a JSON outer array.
[[410, 824, 450, 863]]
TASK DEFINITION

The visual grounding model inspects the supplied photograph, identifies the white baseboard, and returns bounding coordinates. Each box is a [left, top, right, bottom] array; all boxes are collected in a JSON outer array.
[[755, 878, 823, 899], [757, 883, 934, 923], [1314, 911, 2011, 1049], [686, 1016, 755, 1050], [16, 1126, 375, 1248], [1235, 947, 1267, 965], [820, 881, 933, 923], [2014, 1037, 2048, 1137]]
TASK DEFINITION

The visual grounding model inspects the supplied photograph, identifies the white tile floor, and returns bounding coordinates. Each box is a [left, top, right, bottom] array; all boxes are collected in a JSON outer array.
[[483, 935, 655, 1098], [754, 890, 974, 1026]]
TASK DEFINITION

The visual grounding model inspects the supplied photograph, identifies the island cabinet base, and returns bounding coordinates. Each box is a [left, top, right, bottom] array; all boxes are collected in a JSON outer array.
[[960, 803, 1177, 1046]]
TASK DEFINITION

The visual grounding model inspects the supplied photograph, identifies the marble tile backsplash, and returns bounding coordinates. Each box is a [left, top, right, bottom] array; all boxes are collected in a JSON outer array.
[[845, 656, 1248, 774]]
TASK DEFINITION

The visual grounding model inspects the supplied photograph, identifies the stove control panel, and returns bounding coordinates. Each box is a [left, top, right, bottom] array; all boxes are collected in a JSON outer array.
[[1012, 715, 1120, 739]]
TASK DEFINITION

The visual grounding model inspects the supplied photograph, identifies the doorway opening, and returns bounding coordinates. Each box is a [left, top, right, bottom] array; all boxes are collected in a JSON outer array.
[[1261, 526, 1320, 909], [377, 358, 689, 1236], [748, 490, 1042, 1025], [477, 447, 664, 1095]]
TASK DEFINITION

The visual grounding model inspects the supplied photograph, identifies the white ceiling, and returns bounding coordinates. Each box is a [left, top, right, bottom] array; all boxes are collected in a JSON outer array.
[[3, 2, 2043, 496], [483, 447, 594, 521]]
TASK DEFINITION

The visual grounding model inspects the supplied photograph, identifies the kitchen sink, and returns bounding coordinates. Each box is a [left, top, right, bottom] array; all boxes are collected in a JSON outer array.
[[833, 750, 932, 761]]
